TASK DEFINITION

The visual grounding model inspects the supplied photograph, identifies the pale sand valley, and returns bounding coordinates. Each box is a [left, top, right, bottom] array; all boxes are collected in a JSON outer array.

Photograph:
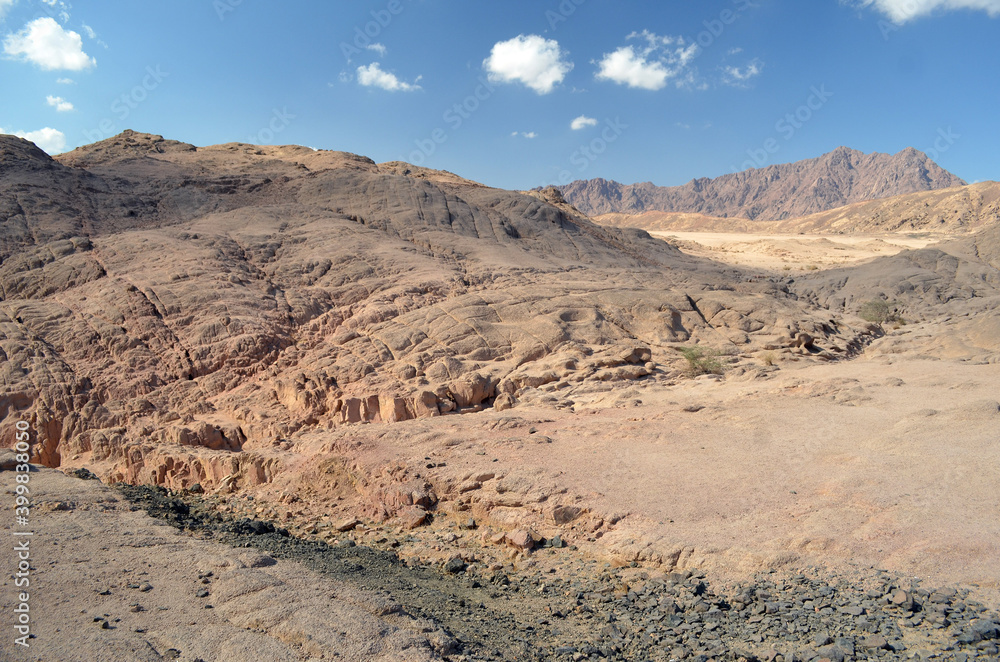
[[2, 132, 999, 661]]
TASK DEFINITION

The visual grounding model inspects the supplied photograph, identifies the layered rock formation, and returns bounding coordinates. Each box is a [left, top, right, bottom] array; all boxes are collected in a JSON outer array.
[[557, 146, 966, 220], [1, 130, 865, 490]]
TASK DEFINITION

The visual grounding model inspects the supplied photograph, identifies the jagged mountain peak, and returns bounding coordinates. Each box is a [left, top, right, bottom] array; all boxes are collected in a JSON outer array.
[[557, 146, 966, 221]]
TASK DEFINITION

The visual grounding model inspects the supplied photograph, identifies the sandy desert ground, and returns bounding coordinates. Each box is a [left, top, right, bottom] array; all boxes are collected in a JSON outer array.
[[648, 231, 943, 272]]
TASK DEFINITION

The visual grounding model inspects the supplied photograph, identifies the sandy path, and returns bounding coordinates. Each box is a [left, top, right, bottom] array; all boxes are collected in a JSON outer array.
[[1, 470, 439, 662]]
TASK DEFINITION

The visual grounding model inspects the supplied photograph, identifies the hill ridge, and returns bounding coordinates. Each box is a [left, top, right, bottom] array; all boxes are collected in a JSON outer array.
[[556, 146, 966, 221]]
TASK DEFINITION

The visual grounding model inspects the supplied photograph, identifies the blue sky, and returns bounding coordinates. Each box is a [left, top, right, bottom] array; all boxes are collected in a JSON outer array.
[[2, 0, 998, 190]]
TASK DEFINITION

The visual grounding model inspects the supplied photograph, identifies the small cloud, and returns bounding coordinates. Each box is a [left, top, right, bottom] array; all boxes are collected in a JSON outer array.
[[45, 94, 73, 111], [728, 47, 744, 55], [0, 125, 67, 153], [366, 43, 387, 56], [851, 0, 1000, 22], [484, 34, 573, 95], [511, 131, 537, 139], [570, 115, 598, 130], [81, 23, 108, 48], [38, 0, 70, 23], [337, 70, 352, 84], [675, 122, 692, 130], [356, 62, 421, 91], [722, 59, 763, 87], [56, 76, 73, 84], [3, 17, 96, 70], [595, 30, 698, 91]]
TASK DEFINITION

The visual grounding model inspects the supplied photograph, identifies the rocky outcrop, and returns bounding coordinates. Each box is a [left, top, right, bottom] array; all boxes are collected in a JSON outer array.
[[0, 130, 884, 489]]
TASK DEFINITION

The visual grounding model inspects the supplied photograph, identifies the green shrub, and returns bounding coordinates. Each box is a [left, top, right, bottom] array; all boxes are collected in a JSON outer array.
[[858, 299, 902, 327], [677, 346, 726, 376]]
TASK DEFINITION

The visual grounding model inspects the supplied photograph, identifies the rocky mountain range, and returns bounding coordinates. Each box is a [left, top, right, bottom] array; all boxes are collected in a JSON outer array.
[[4, 131, 1000, 662], [0, 129, 857, 487], [556, 146, 967, 220], [593, 180, 1000, 235], [2, 131, 998, 492]]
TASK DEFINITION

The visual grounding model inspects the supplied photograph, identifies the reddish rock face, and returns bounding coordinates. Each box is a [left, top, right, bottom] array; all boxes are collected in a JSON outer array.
[[5, 129, 988, 504], [398, 506, 429, 530], [505, 529, 536, 551]]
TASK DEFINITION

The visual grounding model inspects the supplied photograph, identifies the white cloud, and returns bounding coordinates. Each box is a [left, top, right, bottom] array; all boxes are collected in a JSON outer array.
[[356, 62, 421, 91], [484, 34, 573, 95], [45, 94, 73, 111], [722, 59, 763, 86], [56, 76, 73, 84], [37, 0, 69, 22], [0, 126, 67, 153], [511, 131, 537, 139], [366, 43, 386, 56], [570, 115, 598, 130], [854, 0, 1000, 22], [3, 17, 95, 70], [595, 30, 698, 91], [81, 23, 108, 48]]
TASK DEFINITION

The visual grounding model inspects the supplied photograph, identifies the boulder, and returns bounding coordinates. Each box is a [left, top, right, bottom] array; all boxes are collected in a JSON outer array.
[[398, 506, 429, 530], [505, 529, 536, 551]]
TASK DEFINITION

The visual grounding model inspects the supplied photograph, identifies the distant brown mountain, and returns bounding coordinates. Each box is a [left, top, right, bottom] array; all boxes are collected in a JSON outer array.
[[593, 181, 1000, 235], [557, 147, 966, 221]]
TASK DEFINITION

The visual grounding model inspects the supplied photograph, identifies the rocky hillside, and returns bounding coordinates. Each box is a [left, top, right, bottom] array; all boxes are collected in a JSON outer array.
[[558, 146, 966, 220], [1, 130, 867, 492]]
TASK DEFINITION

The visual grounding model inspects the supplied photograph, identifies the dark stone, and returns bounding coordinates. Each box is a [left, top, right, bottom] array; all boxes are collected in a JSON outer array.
[[443, 557, 466, 574], [972, 619, 1000, 641], [551, 505, 584, 525]]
